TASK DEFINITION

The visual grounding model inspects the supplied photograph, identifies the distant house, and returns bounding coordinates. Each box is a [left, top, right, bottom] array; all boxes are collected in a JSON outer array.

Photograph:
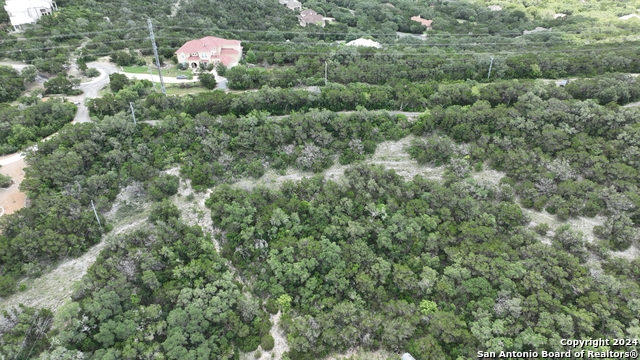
[[286, 0, 302, 10], [411, 15, 433, 28], [300, 9, 318, 17], [558, 79, 569, 86], [402, 354, 416, 360], [488, 5, 502, 11], [175, 36, 242, 69], [299, 13, 326, 27], [4, 0, 58, 31], [346, 38, 382, 48], [523, 26, 550, 35]]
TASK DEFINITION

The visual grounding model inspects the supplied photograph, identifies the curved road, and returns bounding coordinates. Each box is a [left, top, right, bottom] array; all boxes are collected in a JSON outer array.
[[72, 62, 119, 123]]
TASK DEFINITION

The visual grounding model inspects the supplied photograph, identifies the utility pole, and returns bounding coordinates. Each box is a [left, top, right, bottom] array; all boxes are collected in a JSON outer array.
[[147, 17, 166, 95], [91, 200, 102, 229], [129, 102, 137, 125], [324, 60, 328, 86], [148, 66, 156, 91], [487, 56, 494, 80]]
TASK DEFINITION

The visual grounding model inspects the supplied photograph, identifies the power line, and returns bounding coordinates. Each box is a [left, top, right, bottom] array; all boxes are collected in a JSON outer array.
[[155, 25, 637, 38], [148, 18, 166, 95], [1, 35, 637, 58]]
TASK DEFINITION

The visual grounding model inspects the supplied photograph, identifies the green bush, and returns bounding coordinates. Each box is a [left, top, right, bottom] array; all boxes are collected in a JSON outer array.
[[534, 223, 550, 236], [85, 68, 100, 78], [0, 275, 16, 297], [148, 200, 181, 224], [265, 298, 278, 314], [260, 334, 275, 351], [247, 160, 265, 178], [148, 174, 180, 201], [0, 174, 12, 188]]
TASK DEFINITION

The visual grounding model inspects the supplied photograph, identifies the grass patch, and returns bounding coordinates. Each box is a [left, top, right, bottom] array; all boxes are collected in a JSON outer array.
[[165, 84, 209, 96], [123, 65, 191, 78]]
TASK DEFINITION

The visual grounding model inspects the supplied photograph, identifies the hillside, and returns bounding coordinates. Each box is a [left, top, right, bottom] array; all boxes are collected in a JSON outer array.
[[0, 0, 639, 359]]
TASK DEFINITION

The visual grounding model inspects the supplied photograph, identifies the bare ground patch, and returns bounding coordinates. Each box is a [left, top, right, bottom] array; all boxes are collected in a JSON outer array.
[[0, 157, 27, 216], [522, 207, 605, 245], [166, 167, 220, 251], [325, 349, 398, 360], [233, 136, 445, 192]]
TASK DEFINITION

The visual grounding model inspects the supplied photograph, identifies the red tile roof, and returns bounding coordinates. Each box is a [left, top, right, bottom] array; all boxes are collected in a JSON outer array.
[[176, 36, 241, 54], [220, 57, 235, 66], [411, 16, 432, 27], [220, 48, 239, 56], [187, 56, 200, 61]]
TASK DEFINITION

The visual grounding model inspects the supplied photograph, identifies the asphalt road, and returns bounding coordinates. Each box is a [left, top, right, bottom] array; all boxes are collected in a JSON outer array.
[[73, 62, 119, 123]]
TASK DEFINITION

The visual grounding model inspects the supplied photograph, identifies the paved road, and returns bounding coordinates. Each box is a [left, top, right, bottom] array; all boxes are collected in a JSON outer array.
[[71, 62, 119, 123], [0, 152, 24, 166]]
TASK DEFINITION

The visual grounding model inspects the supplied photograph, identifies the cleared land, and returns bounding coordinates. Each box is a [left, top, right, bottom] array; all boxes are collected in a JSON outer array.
[[0, 157, 27, 216]]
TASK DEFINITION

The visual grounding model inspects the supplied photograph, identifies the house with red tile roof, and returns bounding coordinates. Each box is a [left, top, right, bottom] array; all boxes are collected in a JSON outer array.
[[411, 15, 433, 28], [175, 36, 242, 69]]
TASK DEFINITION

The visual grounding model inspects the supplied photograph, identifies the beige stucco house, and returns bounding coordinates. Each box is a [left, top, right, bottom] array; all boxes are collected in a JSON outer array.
[[4, 0, 58, 31], [175, 36, 242, 69]]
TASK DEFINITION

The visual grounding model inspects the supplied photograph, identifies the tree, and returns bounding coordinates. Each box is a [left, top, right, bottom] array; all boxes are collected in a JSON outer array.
[[21, 66, 38, 84], [0, 66, 26, 102], [260, 334, 275, 351], [246, 50, 257, 64], [216, 62, 227, 76], [199, 72, 217, 89], [44, 75, 73, 94], [109, 73, 130, 92], [77, 58, 88, 72]]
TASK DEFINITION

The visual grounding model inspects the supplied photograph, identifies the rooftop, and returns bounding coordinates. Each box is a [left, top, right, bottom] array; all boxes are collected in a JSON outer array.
[[346, 38, 382, 48], [176, 36, 241, 54], [301, 14, 325, 25], [4, 0, 54, 12], [411, 16, 433, 27]]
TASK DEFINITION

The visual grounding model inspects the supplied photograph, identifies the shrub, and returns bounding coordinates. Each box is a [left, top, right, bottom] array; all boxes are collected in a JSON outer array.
[[148, 174, 180, 201], [260, 334, 275, 351], [0, 174, 12, 188], [85, 68, 100, 78], [247, 160, 265, 178], [265, 299, 278, 314], [534, 223, 550, 236]]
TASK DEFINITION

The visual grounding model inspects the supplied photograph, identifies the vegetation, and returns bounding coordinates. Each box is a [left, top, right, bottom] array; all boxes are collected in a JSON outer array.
[[203, 164, 640, 359], [0, 99, 77, 155], [1, 0, 640, 359], [0, 173, 11, 188], [0, 66, 30, 103]]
